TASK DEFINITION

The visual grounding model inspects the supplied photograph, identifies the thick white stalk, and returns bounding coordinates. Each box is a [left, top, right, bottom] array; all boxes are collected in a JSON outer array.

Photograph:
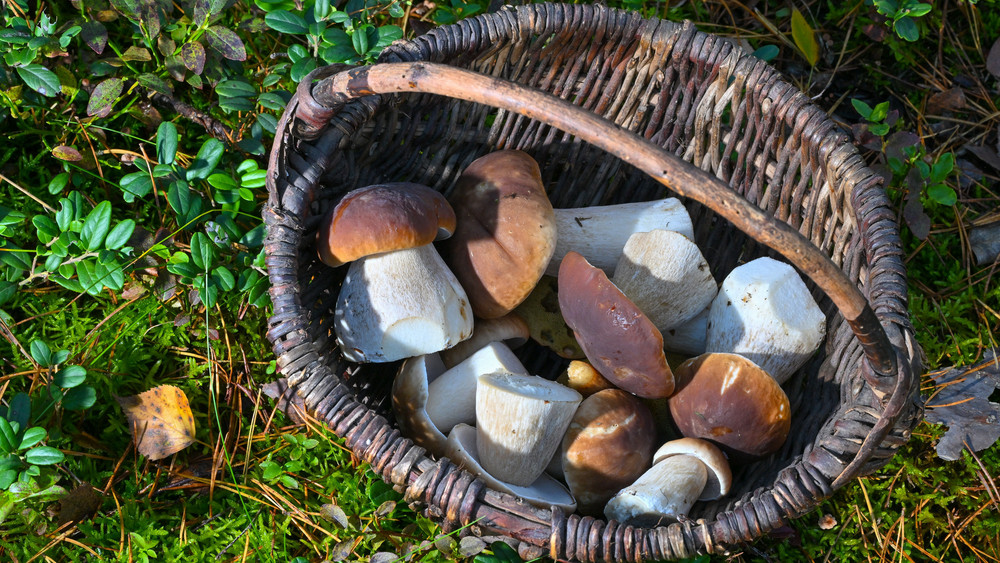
[[335, 244, 473, 363], [546, 199, 694, 276], [476, 372, 582, 487]]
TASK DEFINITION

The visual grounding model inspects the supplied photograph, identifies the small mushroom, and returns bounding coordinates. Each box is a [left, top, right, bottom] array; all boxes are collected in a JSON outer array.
[[446, 423, 577, 512], [611, 229, 717, 333], [604, 437, 730, 526], [424, 341, 529, 434], [555, 360, 615, 398], [476, 372, 582, 487], [323, 184, 473, 363], [558, 251, 674, 399], [668, 353, 791, 460], [442, 150, 557, 319], [545, 198, 694, 276], [439, 313, 530, 368], [561, 389, 656, 515], [705, 256, 826, 384]]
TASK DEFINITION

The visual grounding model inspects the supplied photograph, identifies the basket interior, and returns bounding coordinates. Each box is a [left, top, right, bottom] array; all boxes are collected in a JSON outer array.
[[270, 4, 909, 525]]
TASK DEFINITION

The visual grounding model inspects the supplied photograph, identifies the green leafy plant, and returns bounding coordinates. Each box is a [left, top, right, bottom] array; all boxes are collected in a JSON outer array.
[[851, 98, 892, 137], [30, 339, 98, 412], [870, 0, 932, 41], [261, 0, 403, 74], [258, 432, 321, 489], [0, 392, 64, 492]]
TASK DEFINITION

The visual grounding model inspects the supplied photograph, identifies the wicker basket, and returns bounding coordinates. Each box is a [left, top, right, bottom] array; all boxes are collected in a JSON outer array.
[[263, 3, 923, 560]]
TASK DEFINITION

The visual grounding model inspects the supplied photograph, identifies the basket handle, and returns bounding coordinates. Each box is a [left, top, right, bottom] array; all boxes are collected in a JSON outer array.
[[298, 61, 899, 380]]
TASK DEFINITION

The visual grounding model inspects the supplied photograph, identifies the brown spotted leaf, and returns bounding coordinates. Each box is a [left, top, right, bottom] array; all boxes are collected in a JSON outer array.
[[117, 385, 196, 460], [205, 25, 246, 61], [80, 21, 108, 54], [87, 77, 123, 118], [180, 41, 206, 75], [52, 146, 83, 161]]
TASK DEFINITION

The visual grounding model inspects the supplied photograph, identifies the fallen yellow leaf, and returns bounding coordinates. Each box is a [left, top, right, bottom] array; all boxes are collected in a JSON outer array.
[[117, 385, 196, 460]]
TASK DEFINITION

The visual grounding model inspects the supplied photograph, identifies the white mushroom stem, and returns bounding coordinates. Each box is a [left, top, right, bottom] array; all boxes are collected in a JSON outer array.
[[545, 198, 694, 276], [392, 353, 449, 458], [476, 372, 582, 487], [604, 454, 707, 526], [424, 341, 528, 433], [662, 306, 710, 356], [440, 313, 530, 368], [705, 256, 826, 384], [335, 244, 473, 363], [612, 229, 717, 332]]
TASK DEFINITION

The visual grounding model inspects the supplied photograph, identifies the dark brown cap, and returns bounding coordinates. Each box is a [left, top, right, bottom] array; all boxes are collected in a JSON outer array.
[[317, 183, 456, 267], [558, 251, 674, 399]]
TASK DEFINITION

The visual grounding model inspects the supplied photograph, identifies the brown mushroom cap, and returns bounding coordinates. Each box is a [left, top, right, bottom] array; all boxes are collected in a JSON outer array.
[[562, 389, 656, 515], [557, 251, 675, 399], [317, 183, 456, 267], [442, 150, 557, 319], [668, 353, 791, 459]]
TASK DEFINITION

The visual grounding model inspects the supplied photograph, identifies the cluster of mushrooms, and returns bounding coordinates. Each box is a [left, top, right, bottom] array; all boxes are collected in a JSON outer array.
[[317, 150, 827, 526]]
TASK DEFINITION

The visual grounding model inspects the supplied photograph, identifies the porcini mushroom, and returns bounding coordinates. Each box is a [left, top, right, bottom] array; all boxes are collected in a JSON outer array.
[[446, 424, 577, 512], [555, 360, 614, 398], [476, 371, 582, 487], [317, 183, 456, 268], [561, 389, 656, 515], [705, 256, 826, 384], [545, 198, 694, 276], [442, 150, 557, 319], [611, 229, 717, 332], [558, 251, 674, 399], [424, 341, 529, 433], [323, 183, 473, 363], [668, 352, 791, 460], [604, 437, 730, 526]]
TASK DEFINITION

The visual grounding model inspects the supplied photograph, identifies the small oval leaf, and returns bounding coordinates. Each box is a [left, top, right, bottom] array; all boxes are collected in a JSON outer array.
[[205, 25, 246, 61], [790, 9, 819, 66], [86, 78, 124, 117], [180, 41, 207, 75], [52, 146, 83, 162], [25, 446, 64, 466]]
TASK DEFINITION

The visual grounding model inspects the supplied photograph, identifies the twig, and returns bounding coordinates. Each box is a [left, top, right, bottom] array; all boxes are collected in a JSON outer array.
[[0, 172, 57, 213], [147, 92, 236, 144]]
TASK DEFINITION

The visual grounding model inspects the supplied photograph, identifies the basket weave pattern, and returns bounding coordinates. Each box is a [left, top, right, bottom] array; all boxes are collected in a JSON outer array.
[[263, 4, 923, 560]]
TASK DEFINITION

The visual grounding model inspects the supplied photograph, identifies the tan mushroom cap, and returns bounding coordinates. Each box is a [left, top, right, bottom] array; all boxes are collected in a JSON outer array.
[[561, 389, 656, 515], [557, 251, 674, 399], [442, 150, 557, 319], [317, 183, 456, 267], [652, 437, 731, 501], [668, 353, 791, 460]]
